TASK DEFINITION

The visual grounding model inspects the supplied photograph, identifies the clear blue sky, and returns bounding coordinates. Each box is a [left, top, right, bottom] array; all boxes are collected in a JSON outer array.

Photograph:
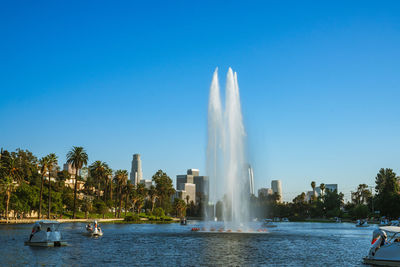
[[1, 1, 400, 201]]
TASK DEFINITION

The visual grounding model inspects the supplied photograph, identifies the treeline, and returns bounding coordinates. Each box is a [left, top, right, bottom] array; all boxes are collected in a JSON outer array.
[[250, 168, 400, 220], [0, 148, 193, 222]]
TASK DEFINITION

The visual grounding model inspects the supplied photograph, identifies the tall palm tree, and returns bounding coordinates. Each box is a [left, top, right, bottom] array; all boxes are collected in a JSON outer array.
[[130, 188, 140, 214], [0, 154, 23, 223], [47, 153, 58, 219], [66, 146, 88, 219], [320, 183, 326, 197], [311, 181, 316, 200], [124, 181, 133, 217], [148, 185, 158, 212], [114, 170, 128, 218], [38, 156, 49, 219], [185, 195, 190, 205], [89, 161, 109, 200]]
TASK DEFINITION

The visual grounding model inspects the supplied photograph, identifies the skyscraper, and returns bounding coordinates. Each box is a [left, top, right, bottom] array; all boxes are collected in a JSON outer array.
[[130, 154, 142, 185], [271, 180, 282, 203], [248, 164, 254, 195]]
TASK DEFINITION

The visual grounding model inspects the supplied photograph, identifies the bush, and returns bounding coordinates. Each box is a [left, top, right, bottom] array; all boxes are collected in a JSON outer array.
[[125, 214, 140, 222], [153, 207, 165, 217], [161, 216, 172, 221], [138, 212, 147, 218]]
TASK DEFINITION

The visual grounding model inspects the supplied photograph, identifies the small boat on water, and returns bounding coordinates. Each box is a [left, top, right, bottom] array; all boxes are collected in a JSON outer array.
[[363, 226, 400, 266], [180, 217, 187, 225], [24, 220, 67, 247], [356, 219, 369, 227], [262, 219, 277, 228], [85, 221, 103, 237], [380, 217, 390, 226]]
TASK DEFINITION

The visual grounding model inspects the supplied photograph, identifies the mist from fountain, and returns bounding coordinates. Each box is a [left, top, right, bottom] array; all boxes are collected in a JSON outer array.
[[206, 67, 249, 231]]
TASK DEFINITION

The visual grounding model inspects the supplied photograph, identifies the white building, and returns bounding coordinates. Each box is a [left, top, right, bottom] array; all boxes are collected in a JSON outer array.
[[140, 179, 153, 189], [175, 183, 196, 205], [248, 165, 254, 195]]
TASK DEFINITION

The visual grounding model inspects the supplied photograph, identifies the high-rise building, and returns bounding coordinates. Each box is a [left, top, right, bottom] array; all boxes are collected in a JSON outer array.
[[248, 165, 254, 195], [130, 154, 143, 185], [271, 180, 282, 203], [258, 188, 273, 198], [140, 179, 153, 189], [176, 169, 209, 203]]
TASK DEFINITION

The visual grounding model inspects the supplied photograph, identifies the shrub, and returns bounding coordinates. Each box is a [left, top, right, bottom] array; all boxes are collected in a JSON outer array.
[[125, 214, 140, 222], [153, 207, 165, 217]]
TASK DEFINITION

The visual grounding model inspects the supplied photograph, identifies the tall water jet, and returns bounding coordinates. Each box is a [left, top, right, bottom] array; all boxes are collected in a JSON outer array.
[[206, 67, 249, 230]]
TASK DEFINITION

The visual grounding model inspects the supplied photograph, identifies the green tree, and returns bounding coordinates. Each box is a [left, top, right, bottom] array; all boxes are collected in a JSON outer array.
[[47, 153, 58, 219], [0, 153, 23, 222], [374, 168, 400, 217], [66, 146, 88, 219], [114, 170, 128, 218], [351, 184, 372, 205], [38, 156, 49, 219], [152, 170, 175, 213], [320, 183, 326, 197], [173, 198, 186, 218], [148, 185, 158, 212]]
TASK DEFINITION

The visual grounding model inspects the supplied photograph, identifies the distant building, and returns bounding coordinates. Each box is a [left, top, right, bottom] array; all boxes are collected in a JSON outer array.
[[258, 188, 273, 198], [271, 180, 282, 202], [248, 165, 254, 195], [176, 169, 209, 203], [140, 179, 153, 189], [175, 183, 196, 205], [325, 184, 338, 192], [63, 163, 80, 178], [130, 154, 143, 185]]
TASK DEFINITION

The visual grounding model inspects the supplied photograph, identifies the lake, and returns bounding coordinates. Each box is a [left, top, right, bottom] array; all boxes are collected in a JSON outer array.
[[0, 221, 373, 266]]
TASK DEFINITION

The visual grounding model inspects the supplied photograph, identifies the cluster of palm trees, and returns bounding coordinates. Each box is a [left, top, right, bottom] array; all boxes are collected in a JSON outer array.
[[310, 181, 326, 200], [1, 146, 180, 221]]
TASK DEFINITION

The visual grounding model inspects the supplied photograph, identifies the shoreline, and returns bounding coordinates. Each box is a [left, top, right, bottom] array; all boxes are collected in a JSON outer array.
[[0, 217, 181, 224]]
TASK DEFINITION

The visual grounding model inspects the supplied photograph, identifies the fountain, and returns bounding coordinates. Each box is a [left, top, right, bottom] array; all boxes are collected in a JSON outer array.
[[205, 67, 251, 232]]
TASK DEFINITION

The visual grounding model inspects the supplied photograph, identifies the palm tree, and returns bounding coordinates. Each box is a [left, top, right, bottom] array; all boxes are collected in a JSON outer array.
[[0, 154, 23, 223], [89, 161, 109, 200], [114, 170, 128, 218], [185, 195, 190, 205], [66, 146, 88, 219], [311, 181, 316, 200], [38, 156, 49, 219], [47, 153, 58, 219], [148, 185, 158, 212], [136, 183, 147, 215], [130, 189, 140, 214], [124, 181, 133, 217], [320, 183, 325, 197]]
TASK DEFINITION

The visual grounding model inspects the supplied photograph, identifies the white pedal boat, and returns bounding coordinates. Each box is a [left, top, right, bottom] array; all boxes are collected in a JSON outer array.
[[363, 226, 400, 266], [84, 220, 103, 237], [24, 220, 67, 247]]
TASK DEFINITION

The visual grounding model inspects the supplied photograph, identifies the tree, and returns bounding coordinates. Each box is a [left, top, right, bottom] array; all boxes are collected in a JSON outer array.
[[89, 161, 110, 200], [185, 195, 190, 205], [0, 153, 24, 222], [173, 198, 186, 218], [152, 170, 175, 213], [124, 181, 133, 217], [38, 156, 49, 219], [320, 183, 325, 197], [351, 184, 372, 205], [47, 153, 58, 219], [311, 181, 316, 199], [114, 170, 128, 218], [374, 168, 400, 217], [148, 185, 158, 212], [66, 146, 88, 219]]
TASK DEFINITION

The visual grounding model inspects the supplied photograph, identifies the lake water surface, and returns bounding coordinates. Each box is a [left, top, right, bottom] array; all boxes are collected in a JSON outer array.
[[0, 222, 373, 266]]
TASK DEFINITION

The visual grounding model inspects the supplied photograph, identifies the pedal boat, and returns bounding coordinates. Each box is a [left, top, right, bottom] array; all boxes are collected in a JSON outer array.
[[262, 219, 277, 228], [363, 226, 400, 266], [24, 220, 67, 247], [84, 220, 103, 237]]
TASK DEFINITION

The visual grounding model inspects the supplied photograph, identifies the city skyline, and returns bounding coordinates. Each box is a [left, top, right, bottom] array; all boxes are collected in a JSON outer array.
[[1, 1, 400, 202]]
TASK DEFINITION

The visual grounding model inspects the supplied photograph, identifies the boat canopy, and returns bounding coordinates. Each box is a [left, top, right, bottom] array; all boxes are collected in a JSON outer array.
[[380, 226, 400, 233], [35, 220, 60, 225]]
